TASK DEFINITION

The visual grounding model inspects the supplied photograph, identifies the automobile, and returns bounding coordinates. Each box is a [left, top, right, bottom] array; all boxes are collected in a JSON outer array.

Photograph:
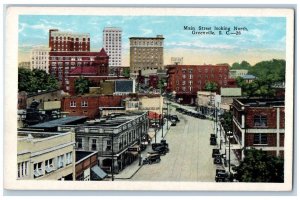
[[171, 121, 177, 126], [143, 153, 161, 165], [215, 169, 229, 182], [152, 139, 169, 149], [210, 134, 217, 145], [170, 115, 180, 122], [214, 154, 223, 165], [212, 149, 220, 158], [152, 145, 169, 155]]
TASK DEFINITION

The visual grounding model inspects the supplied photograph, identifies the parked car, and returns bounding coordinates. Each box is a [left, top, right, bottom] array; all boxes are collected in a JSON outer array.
[[143, 154, 161, 165], [214, 154, 223, 165], [152, 139, 169, 149], [170, 115, 180, 122], [153, 145, 169, 155], [212, 149, 220, 158], [210, 134, 217, 145], [215, 169, 229, 182], [171, 121, 177, 126]]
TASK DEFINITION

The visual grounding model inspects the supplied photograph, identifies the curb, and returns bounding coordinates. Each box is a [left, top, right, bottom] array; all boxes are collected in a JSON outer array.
[[114, 165, 143, 180]]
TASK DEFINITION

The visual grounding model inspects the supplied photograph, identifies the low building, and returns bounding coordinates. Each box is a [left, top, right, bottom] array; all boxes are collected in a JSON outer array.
[[229, 69, 248, 79], [196, 91, 216, 116], [24, 116, 88, 132], [75, 151, 107, 181], [123, 94, 163, 114], [17, 131, 76, 180], [241, 74, 256, 83], [232, 98, 285, 160], [61, 95, 128, 119], [220, 87, 242, 111], [57, 112, 149, 174], [26, 89, 68, 111]]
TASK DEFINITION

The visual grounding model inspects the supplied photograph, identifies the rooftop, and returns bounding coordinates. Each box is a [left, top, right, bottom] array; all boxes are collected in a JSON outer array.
[[17, 131, 63, 141], [76, 151, 97, 162], [29, 116, 88, 129], [236, 98, 284, 107]]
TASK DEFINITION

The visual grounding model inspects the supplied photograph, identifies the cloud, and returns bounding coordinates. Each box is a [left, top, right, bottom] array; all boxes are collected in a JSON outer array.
[[140, 28, 153, 36]]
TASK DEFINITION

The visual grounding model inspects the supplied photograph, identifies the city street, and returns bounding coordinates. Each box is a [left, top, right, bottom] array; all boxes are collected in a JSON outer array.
[[131, 106, 217, 182]]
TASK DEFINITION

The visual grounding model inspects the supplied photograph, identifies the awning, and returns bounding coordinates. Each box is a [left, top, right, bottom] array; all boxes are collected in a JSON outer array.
[[91, 165, 108, 180]]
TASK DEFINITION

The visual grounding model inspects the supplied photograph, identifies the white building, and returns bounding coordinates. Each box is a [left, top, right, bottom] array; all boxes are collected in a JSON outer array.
[[30, 46, 51, 73], [103, 27, 122, 68]]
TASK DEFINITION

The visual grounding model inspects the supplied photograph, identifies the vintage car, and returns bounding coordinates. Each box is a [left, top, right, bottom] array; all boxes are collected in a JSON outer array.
[[143, 153, 161, 165], [215, 169, 229, 182]]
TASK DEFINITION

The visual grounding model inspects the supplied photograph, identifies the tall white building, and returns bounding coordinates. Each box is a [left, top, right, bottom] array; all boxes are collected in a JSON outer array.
[[30, 46, 51, 73], [103, 27, 122, 68]]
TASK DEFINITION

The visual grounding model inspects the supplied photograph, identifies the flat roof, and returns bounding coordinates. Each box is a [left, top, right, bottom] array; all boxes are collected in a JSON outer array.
[[76, 151, 97, 162], [237, 98, 284, 107], [29, 116, 87, 128]]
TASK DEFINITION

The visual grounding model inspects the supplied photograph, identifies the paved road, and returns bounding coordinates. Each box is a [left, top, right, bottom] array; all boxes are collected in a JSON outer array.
[[131, 106, 217, 182]]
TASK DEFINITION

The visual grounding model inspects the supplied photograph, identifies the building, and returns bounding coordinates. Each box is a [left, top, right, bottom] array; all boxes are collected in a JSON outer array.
[[57, 112, 149, 173], [124, 94, 164, 114], [171, 57, 183, 65], [229, 69, 248, 79], [232, 98, 285, 160], [241, 74, 256, 83], [49, 29, 90, 52], [24, 116, 88, 132], [166, 64, 235, 104], [61, 95, 127, 119], [220, 87, 242, 111], [17, 131, 76, 180], [103, 27, 122, 68], [129, 35, 164, 73], [49, 48, 109, 91], [75, 151, 107, 181], [26, 89, 68, 111], [18, 91, 27, 110], [30, 46, 51, 73], [196, 91, 217, 116], [18, 62, 30, 69]]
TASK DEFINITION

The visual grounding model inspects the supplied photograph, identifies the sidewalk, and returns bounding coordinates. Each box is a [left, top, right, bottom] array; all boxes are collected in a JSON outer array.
[[114, 121, 171, 180]]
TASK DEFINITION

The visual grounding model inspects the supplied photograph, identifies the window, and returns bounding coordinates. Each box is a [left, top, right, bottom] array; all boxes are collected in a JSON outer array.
[[76, 138, 82, 149], [66, 152, 72, 165], [81, 100, 88, 107], [189, 74, 193, 79], [253, 133, 268, 145], [254, 115, 267, 127], [182, 81, 186, 85], [17, 161, 29, 178], [45, 158, 54, 173], [91, 139, 97, 150], [57, 155, 64, 169], [106, 140, 112, 151], [33, 162, 43, 178], [70, 101, 76, 107]]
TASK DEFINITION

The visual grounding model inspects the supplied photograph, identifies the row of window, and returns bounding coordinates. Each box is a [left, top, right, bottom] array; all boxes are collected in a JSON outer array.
[[50, 57, 94, 61], [17, 152, 72, 179], [70, 100, 88, 107], [51, 37, 90, 41]]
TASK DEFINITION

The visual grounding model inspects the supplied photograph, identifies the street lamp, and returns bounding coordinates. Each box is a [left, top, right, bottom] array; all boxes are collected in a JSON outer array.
[[155, 112, 157, 143]]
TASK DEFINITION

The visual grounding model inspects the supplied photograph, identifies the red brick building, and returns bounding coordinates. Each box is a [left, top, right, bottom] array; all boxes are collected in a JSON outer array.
[[232, 98, 285, 160], [61, 95, 128, 119], [49, 29, 90, 52], [49, 48, 109, 91], [166, 64, 235, 104]]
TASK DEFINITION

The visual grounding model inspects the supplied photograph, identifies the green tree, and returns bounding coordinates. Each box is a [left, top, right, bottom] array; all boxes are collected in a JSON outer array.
[[220, 111, 233, 132], [122, 68, 130, 78], [233, 148, 284, 182], [231, 60, 251, 70], [204, 81, 218, 92], [75, 76, 91, 95], [18, 68, 59, 93]]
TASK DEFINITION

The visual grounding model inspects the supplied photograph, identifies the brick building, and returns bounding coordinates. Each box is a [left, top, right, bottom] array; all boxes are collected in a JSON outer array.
[[49, 29, 90, 52], [232, 98, 285, 160], [129, 35, 164, 73], [166, 64, 235, 104], [49, 48, 109, 91], [61, 95, 128, 119]]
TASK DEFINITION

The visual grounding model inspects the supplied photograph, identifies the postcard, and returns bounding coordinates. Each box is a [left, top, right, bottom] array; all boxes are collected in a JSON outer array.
[[4, 6, 294, 191]]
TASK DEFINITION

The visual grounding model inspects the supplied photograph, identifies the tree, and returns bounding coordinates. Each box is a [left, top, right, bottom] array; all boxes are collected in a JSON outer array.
[[231, 60, 251, 70], [204, 81, 218, 92], [74, 76, 91, 95], [122, 68, 130, 78], [233, 148, 284, 182], [18, 68, 59, 94]]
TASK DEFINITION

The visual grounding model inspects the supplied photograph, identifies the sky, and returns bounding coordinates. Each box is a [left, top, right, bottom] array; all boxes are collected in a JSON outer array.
[[18, 15, 286, 66]]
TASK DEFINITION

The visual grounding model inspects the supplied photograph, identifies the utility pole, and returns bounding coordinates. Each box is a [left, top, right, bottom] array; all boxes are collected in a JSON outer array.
[[155, 112, 157, 143], [111, 133, 114, 181]]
